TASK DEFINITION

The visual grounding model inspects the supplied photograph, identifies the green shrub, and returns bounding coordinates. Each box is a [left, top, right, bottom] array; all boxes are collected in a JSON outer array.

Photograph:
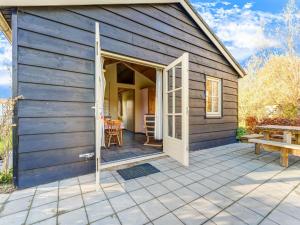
[[236, 127, 247, 140], [0, 169, 13, 184]]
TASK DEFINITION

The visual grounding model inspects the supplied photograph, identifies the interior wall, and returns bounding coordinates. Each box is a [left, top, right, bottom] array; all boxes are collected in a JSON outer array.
[[104, 62, 155, 133], [121, 90, 135, 132]]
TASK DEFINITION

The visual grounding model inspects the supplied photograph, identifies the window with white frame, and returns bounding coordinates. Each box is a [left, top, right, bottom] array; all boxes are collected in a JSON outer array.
[[206, 76, 222, 117]]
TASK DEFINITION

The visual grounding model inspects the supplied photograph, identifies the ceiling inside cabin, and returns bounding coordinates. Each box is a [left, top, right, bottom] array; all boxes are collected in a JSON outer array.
[[104, 57, 156, 83]]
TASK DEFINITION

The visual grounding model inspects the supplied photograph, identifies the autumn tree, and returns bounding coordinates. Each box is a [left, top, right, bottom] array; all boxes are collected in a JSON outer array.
[[239, 0, 300, 125]]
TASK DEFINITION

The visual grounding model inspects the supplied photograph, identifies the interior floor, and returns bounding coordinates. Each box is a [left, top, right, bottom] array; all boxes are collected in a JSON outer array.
[[101, 130, 163, 163]]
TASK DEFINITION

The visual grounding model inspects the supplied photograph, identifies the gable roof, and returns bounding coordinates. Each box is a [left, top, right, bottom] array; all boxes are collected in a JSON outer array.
[[0, 0, 246, 77]]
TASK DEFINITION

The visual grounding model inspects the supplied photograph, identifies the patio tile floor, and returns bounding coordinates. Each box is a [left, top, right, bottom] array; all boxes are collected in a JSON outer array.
[[1, 143, 300, 225]]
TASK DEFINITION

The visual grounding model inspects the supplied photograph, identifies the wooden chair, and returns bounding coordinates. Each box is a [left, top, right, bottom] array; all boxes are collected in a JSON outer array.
[[105, 120, 122, 148]]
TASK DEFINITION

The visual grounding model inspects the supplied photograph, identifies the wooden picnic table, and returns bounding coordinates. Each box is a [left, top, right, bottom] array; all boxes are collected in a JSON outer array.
[[256, 125, 300, 144]]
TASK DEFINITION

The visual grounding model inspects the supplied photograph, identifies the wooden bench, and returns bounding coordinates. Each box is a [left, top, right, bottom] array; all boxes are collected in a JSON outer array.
[[240, 134, 264, 143], [248, 138, 300, 167]]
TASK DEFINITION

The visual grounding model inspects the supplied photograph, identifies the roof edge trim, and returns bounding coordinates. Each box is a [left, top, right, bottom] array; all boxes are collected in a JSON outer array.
[[0, 0, 179, 6], [180, 0, 246, 77], [0, 12, 12, 43]]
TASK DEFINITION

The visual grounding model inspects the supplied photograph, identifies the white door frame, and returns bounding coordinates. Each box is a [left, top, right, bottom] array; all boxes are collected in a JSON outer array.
[[163, 53, 189, 166]]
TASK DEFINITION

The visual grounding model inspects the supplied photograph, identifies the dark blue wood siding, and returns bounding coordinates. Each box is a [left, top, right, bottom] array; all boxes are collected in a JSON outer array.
[[15, 3, 238, 187]]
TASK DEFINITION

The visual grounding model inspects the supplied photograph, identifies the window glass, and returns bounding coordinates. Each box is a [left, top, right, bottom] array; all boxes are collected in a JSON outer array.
[[206, 77, 221, 117]]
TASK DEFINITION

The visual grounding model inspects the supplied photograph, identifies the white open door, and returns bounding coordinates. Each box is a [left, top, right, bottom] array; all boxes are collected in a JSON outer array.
[[163, 53, 189, 166]]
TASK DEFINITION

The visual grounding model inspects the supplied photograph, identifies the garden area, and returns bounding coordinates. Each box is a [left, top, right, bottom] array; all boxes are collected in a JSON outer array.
[[0, 97, 19, 193], [237, 0, 300, 140]]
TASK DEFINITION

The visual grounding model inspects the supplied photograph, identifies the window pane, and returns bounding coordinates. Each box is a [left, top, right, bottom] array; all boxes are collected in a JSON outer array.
[[212, 81, 218, 97], [168, 69, 173, 91], [168, 115, 173, 137], [168, 92, 173, 114], [206, 97, 212, 112], [175, 89, 182, 113], [212, 98, 219, 112], [206, 80, 212, 98], [175, 116, 182, 139], [175, 63, 182, 89]]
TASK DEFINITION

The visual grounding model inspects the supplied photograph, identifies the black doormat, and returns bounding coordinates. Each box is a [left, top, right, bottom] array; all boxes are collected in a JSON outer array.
[[117, 163, 160, 180]]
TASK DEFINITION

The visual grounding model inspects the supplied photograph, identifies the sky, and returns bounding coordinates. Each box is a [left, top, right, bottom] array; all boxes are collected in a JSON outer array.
[[0, 0, 299, 99]]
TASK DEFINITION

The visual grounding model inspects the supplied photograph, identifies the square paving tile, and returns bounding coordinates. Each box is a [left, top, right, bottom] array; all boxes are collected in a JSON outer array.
[[146, 183, 169, 197], [58, 207, 87, 225], [173, 187, 199, 203], [187, 182, 211, 196], [226, 203, 264, 225], [149, 172, 169, 182], [140, 199, 169, 220], [33, 216, 57, 225], [59, 185, 81, 200], [173, 204, 207, 225], [8, 187, 36, 201], [58, 195, 84, 214], [117, 206, 149, 225], [190, 198, 222, 219], [161, 179, 183, 191], [152, 213, 183, 225], [82, 189, 107, 206], [109, 193, 136, 212], [103, 183, 126, 199], [163, 170, 181, 178], [174, 175, 194, 186], [0, 210, 27, 225], [212, 210, 246, 225], [90, 215, 120, 225], [32, 189, 58, 208], [0, 193, 9, 204], [86, 199, 114, 223], [80, 182, 97, 194], [216, 186, 244, 201], [237, 196, 273, 217], [201, 178, 223, 190], [185, 172, 204, 182], [204, 191, 233, 209], [129, 188, 154, 204], [59, 177, 79, 188], [36, 181, 58, 195], [267, 209, 300, 225], [121, 180, 142, 192], [157, 193, 185, 211], [100, 176, 119, 188], [26, 202, 57, 224], [136, 176, 157, 187], [78, 173, 95, 184], [0, 195, 32, 216]]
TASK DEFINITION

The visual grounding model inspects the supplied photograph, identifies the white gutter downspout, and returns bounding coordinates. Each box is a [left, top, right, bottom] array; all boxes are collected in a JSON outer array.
[[0, 12, 12, 44]]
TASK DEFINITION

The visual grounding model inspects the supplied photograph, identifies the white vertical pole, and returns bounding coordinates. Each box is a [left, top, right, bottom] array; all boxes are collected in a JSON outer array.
[[95, 22, 101, 190]]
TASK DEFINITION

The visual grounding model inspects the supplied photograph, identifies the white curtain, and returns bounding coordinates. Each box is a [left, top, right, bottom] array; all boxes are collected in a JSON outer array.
[[155, 69, 163, 140]]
